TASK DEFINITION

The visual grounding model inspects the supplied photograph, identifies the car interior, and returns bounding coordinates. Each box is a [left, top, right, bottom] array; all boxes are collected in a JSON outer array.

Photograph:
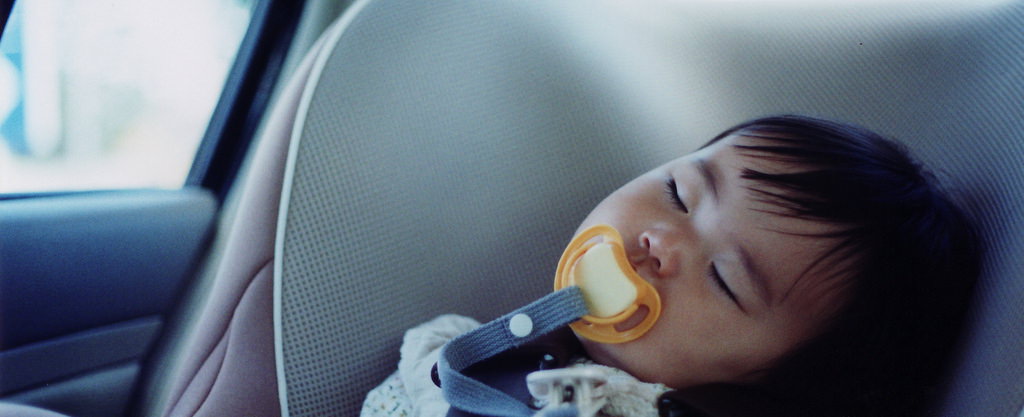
[[0, 0, 1022, 416]]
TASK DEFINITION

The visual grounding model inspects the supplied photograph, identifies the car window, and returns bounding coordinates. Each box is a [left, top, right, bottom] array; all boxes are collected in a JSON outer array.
[[0, 0, 256, 193]]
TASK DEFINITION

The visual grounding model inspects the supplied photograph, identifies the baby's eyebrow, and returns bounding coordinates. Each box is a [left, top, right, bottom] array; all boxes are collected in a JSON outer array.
[[738, 245, 774, 307]]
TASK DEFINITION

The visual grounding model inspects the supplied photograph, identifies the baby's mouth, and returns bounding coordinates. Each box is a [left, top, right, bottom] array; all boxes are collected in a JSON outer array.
[[626, 253, 658, 285], [627, 252, 646, 271]]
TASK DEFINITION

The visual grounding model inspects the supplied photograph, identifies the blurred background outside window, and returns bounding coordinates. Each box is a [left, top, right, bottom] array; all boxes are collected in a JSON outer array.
[[0, 0, 254, 193]]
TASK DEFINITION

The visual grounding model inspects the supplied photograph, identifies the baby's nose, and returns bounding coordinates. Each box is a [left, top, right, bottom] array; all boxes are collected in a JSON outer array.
[[638, 230, 680, 279]]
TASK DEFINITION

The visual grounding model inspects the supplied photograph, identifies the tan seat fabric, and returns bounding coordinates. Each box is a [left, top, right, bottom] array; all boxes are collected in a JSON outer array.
[[155, 24, 335, 417]]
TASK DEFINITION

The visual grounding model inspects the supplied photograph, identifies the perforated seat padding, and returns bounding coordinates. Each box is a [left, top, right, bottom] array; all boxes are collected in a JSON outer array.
[[276, 1, 1024, 416]]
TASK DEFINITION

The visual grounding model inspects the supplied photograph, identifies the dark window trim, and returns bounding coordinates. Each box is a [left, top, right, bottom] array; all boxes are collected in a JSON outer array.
[[0, 0, 12, 37], [187, 0, 308, 202]]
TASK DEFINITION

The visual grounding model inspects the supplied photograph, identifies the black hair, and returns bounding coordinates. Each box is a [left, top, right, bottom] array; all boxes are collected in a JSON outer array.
[[681, 115, 981, 417]]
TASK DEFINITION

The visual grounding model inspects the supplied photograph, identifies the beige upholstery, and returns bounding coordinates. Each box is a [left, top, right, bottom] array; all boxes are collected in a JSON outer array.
[[150, 25, 336, 417]]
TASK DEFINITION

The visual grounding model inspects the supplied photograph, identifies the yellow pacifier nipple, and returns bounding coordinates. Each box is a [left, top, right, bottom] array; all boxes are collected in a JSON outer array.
[[553, 224, 662, 344]]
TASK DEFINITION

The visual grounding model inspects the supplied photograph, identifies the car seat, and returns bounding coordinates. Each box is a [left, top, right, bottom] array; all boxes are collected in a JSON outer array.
[[141, 24, 340, 417], [270, 1, 1024, 416]]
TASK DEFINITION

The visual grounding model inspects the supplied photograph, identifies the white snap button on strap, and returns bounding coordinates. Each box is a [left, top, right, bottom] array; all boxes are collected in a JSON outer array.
[[509, 313, 533, 337]]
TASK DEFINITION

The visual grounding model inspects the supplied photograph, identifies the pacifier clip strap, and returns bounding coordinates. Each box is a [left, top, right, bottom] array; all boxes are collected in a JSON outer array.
[[438, 287, 589, 417]]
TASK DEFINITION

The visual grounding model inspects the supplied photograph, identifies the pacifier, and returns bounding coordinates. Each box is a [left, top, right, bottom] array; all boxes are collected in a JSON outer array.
[[553, 224, 662, 344]]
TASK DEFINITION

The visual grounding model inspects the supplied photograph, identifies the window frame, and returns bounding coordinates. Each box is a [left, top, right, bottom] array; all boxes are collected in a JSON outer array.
[[0, 1, 12, 36], [187, 0, 309, 202]]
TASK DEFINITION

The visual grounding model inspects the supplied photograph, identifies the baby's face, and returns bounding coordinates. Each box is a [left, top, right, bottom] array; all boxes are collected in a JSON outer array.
[[575, 134, 846, 389]]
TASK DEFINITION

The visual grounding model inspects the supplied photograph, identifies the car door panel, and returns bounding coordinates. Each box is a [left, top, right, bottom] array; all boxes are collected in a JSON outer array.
[[0, 189, 217, 415], [4, 363, 139, 417]]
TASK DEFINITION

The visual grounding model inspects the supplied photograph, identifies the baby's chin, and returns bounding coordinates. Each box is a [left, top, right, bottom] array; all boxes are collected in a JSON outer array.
[[577, 335, 661, 385], [577, 335, 623, 369], [576, 334, 706, 390]]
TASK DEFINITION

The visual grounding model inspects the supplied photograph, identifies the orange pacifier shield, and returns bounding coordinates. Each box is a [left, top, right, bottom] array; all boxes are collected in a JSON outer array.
[[554, 224, 661, 344]]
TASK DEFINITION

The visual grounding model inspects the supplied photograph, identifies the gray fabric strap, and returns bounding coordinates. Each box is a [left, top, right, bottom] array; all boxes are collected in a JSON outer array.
[[536, 405, 580, 417], [438, 287, 588, 417]]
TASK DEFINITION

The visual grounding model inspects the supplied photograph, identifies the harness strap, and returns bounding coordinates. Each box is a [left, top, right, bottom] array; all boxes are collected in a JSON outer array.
[[438, 287, 589, 417]]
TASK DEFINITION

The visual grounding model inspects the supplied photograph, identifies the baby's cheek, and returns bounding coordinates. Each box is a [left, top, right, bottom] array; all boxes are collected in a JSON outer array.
[[580, 335, 647, 369], [589, 321, 694, 385], [656, 291, 725, 341]]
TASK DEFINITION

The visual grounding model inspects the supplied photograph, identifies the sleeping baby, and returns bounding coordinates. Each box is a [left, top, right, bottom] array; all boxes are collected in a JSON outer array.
[[361, 115, 980, 417]]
